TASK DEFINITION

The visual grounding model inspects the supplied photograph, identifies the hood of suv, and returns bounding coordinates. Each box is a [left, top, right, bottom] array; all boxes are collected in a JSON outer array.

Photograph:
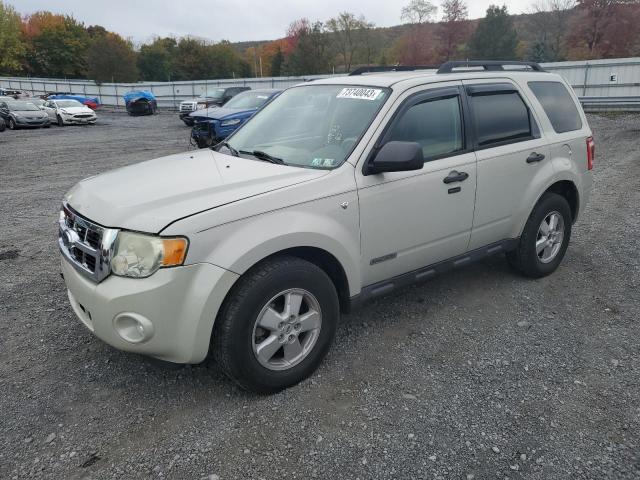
[[64, 149, 327, 233]]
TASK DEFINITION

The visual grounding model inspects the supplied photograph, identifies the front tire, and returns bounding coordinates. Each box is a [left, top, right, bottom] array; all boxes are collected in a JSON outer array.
[[57, 115, 64, 127], [212, 256, 339, 394], [507, 192, 572, 278], [8, 118, 16, 130]]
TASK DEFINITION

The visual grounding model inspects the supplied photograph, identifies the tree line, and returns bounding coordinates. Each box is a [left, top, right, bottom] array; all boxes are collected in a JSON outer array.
[[0, 0, 639, 83]]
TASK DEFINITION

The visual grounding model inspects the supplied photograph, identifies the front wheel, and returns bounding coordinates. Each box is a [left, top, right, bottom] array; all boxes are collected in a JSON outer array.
[[8, 118, 16, 130], [507, 192, 572, 278], [57, 115, 64, 127], [212, 256, 339, 393]]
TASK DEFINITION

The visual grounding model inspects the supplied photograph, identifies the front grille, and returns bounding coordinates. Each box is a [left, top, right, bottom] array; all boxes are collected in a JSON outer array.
[[59, 204, 117, 283], [180, 102, 196, 112], [74, 114, 92, 119]]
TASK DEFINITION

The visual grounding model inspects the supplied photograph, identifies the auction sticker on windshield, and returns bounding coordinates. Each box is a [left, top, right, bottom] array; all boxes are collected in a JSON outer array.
[[337, 87, 383, 101]]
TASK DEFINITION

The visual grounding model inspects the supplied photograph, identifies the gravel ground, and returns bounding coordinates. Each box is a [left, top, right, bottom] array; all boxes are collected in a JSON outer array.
[[0, 111, 638, 480]]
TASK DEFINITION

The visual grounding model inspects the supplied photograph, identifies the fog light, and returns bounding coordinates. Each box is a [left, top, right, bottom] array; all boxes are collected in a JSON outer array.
[[113, 313, 154, 344]]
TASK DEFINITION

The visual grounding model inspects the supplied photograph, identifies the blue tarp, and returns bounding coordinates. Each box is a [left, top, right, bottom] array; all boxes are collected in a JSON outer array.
[[123, 90, 156, 104]]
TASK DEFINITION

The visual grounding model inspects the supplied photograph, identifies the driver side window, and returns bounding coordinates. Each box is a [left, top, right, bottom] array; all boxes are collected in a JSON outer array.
[[387, 94, 464, 162]]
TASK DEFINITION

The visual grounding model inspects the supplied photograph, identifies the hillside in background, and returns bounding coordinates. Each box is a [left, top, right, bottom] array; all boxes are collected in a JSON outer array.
[[1, 0, 639, 81]]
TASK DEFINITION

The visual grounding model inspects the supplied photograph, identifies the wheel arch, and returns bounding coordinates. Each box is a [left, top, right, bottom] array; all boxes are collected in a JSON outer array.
[[543, 180, 579, 223], [222, 245, 354, 314]]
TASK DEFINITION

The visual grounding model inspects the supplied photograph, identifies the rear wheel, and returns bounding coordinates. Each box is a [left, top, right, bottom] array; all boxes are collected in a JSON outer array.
[[507, 192, 572, 278], [213, 256, 339, 393]]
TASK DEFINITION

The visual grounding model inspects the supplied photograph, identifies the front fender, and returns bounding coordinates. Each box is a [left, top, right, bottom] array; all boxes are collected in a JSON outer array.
[[184, 193, 362, 296]]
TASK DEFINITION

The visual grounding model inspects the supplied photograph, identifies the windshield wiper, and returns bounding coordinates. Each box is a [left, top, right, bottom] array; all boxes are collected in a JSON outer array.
[[241, 149, 285, 165], [216, 141, 239, 157]]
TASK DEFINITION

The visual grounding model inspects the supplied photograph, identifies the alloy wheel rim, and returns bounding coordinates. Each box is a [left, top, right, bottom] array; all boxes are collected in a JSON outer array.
[[252, 288, 322, 371], [536, 211, 565, 263]]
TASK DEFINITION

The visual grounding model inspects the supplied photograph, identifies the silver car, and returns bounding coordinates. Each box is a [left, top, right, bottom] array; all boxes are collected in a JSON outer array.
[[42, 99, 97, 126], [59, 61, 593, 393]]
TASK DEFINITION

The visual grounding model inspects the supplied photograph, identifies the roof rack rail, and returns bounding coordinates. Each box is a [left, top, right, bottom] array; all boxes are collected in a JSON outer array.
[[349, 65, 438, 76], [437, 60, 546, 74]]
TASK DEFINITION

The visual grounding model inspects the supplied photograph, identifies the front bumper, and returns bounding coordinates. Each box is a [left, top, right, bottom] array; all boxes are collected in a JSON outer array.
[[61, 115, 96, 125], [15, 117, 50, 127], [61, 256, 239, 363]]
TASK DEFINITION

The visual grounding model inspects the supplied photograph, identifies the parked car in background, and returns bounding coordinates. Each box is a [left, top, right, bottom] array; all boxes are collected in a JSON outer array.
[[42, 99, 97, 126], [124, 91, 157, 116], [179, 86, 250, 126], [0, 100, 50, 129], [46, 93, 101, 110], [27, 98, 46, 109], [190, 89, 281, 148], [0, 88, 29, 99]]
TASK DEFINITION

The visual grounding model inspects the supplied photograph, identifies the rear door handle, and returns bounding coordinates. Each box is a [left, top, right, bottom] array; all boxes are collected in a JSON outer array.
[[526, 152, 545, 163], [443, 170, 469, 184]]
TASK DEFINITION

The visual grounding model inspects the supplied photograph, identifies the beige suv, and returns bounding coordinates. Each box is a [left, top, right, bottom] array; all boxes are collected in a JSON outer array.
[[59, 61, 594, 393]]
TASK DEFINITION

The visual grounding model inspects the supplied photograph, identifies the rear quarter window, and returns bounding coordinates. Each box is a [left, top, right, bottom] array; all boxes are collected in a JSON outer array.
[[528, 81, 582, 133], [469, 90, 536, 147]]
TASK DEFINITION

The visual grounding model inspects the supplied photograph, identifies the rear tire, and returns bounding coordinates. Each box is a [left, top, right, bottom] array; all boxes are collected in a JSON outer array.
[[507, 192, 572, 278], [212, 256, 339, 394]]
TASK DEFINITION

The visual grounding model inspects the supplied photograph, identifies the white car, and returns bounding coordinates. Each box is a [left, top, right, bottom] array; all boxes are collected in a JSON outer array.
[[59, 61, 593, 393], [43, 99, 97, 126]]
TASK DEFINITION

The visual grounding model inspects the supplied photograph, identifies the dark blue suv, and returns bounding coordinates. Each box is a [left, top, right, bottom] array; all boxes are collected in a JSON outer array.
[[190, 89, 281, 148]]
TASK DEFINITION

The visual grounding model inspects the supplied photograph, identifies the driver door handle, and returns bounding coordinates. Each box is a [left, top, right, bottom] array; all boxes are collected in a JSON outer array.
[[443, 170, 469, 184]]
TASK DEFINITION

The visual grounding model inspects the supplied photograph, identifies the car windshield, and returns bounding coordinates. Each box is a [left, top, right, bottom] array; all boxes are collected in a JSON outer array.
[[7, 101, 40, 111], [224, 84, 389, 169], [200, 88, 225, 99], [56, 100, 83, 108], [224, 91, 275, 110]]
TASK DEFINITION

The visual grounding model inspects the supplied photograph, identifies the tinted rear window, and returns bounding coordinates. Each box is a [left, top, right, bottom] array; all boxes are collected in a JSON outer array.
[[528, 81, 582, 133], [470, 91, 534, 147]]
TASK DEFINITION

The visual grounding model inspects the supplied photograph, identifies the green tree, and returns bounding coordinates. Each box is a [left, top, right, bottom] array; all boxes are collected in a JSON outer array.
[[138, 37, 177, 81], [270, 47, 284, 76], [284, 21, 331, 75], [326, 12, 370, 72], [0, 1, 26, 74], [26, 15, 89, 77], [469, 5, 519, 60], [86, 30, 138, 82]]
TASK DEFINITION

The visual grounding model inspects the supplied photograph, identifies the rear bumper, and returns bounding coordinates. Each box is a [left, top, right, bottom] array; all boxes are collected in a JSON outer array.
[[61, 256, 239, 363]]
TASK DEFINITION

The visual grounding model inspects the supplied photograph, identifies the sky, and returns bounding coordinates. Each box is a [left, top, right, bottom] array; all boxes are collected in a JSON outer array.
[[8, 0, 533, 43]]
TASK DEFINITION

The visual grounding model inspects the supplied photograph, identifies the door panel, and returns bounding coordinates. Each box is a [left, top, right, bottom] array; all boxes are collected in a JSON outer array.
[[356, 81, 477, 287], [462, 79, 551, 250]]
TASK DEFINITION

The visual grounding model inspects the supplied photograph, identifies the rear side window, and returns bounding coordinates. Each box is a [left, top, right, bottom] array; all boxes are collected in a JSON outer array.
[[469, 89, 535, 147], [528, 81, 582, 133], [387, 95, 463, 160]]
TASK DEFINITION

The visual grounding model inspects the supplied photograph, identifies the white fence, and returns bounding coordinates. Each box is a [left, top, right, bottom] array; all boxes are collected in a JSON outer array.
[[1, 57, 639, 110]]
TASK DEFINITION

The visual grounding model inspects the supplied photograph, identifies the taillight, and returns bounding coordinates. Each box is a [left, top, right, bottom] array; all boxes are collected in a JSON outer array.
[[586, 136, 595, 170]]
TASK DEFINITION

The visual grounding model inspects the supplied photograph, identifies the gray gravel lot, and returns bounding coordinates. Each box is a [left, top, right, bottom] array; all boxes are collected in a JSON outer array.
[[0, 111, 639, 480]]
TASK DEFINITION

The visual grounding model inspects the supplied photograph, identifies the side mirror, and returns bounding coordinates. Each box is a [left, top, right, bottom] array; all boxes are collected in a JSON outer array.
[[365, 141, 424, 175]]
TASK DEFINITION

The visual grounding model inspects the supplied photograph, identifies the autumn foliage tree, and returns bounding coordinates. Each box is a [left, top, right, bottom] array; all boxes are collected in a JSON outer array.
[[437, 0, 471, 61], [565, 0, 640, 58]]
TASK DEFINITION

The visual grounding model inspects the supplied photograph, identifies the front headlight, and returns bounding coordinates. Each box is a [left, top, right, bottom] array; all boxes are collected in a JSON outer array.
[[197, 102, 207, 109], [220, 118, 241, 127], [111, 231, 188, 278]]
